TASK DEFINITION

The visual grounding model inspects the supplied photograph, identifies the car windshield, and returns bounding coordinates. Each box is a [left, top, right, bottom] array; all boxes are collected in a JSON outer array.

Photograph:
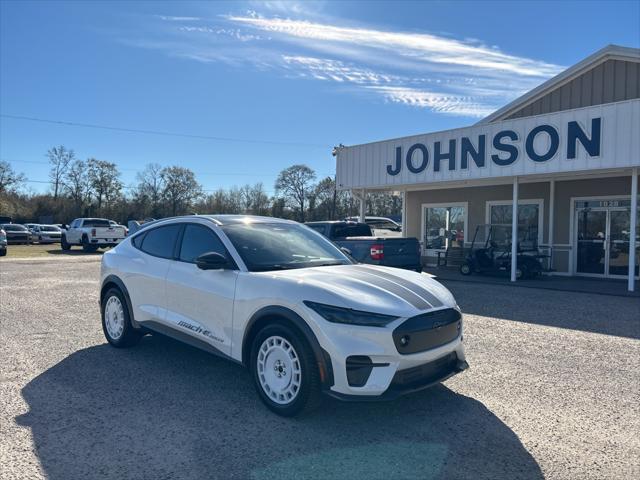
[[2, 224, 27, 231], [41, 226, 60, 232], [222, 222, 352, 272]]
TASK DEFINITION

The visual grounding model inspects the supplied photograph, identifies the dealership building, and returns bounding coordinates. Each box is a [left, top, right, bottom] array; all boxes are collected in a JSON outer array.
[[335, 45, 640, 291]]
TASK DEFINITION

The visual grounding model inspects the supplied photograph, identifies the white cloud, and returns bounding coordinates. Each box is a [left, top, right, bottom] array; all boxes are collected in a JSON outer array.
[[227, 16, 563, 77], [368, 86, 495, 117], [127, 10, 563, 117], [282, 56, 397, 84]]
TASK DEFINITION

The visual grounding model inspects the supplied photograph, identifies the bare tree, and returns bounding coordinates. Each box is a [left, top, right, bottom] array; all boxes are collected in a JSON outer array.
[[314, 176, 339, 220], [0, 160, 26, 195], [63, 159, 90, 215], [250, 183, 270, 215], [275, 164, 316, 222], [87, 158, 123, 215], [160, 166, 203, 216], [135, 163, 165, 218], [47, 145, 75, 201]]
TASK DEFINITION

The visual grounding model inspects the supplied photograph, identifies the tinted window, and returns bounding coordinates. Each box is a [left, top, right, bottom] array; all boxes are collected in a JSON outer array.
[[222, 222, 351, 272], [83, 219, 111, 227], [333, 224, 371, 238], [179, 224, 227, 263], [3, 224, 28, 232], [306, 224, 326, 234], [140, 225, 181, 259], [41, 226, 60, 232], [132, 232, 146, 249]]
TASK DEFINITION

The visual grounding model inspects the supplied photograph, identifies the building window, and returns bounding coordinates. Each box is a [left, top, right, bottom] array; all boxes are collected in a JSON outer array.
[[487, 201, 542, 249], [422, 204, 467, 251]]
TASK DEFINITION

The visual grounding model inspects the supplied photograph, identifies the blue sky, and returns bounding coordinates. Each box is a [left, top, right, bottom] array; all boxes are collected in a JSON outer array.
[[1, 0, 639, 195]]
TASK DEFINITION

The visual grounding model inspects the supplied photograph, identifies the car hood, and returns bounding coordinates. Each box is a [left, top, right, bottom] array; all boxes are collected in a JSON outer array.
[[258, 264, 456, 317]]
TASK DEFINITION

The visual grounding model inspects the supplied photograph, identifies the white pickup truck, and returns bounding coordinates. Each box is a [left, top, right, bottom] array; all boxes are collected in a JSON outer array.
[[62, 218, 126, 252]]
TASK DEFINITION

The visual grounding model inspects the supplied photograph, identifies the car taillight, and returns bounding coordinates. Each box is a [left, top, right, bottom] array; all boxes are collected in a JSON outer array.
[[370, 244, 384, 260], [91, 228, 96, 236]]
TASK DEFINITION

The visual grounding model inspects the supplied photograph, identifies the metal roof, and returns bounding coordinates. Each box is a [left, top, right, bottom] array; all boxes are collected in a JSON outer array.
[[478, 44, 640, 125]]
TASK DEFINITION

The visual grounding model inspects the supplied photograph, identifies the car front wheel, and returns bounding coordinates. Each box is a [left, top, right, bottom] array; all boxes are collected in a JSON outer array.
[[101, 288, 142, 348], [251, 323, 322, 417], [61, 236, 71, 250]]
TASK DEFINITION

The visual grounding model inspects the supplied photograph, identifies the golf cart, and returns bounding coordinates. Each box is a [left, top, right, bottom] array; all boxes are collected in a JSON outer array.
[[459, 224, 545, 279]]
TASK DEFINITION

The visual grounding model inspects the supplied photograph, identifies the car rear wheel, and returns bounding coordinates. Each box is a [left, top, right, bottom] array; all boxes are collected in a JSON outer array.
[[101, 288, 142, 348], [82, 235, 98, 253], [251, 323, 322, 417]]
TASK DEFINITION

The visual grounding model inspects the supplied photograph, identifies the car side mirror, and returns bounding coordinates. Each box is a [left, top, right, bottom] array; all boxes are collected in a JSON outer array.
[[196, 252, 230, 270]]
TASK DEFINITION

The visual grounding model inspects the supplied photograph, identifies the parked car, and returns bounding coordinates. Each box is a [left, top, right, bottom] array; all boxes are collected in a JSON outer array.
[[109, 220, 129, 236], [62, 218, 127, 252], [100, 215, 467, 416], [346, 216, 403, 238], [0, 224, 31, 244], [306, 221, 422, 272], [32, 224, 63, 243], [24, 223, 39, 234], [0, 228, 7, 256]]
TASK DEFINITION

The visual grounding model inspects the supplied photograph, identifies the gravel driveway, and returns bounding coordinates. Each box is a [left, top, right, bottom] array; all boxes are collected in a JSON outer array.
[[1, 257, 638, 479]]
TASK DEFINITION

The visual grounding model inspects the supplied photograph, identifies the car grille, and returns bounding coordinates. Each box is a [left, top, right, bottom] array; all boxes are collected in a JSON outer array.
[[392, 308, 461, 355], [390, 352, 458, 389]]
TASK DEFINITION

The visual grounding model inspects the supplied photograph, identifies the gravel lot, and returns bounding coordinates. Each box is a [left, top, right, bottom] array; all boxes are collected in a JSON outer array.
[[1, 257, 638, 480]]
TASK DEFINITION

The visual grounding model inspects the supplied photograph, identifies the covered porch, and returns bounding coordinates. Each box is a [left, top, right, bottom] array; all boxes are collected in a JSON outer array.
[[355, 167, 639, 292]]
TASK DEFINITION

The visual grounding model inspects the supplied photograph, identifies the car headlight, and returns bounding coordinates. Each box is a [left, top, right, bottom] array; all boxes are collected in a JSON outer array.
[[303, 301, 398, 327]]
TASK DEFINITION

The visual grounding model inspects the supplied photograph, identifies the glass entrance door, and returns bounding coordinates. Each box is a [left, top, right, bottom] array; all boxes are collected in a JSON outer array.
[[575, 204, 640, 278], [576, 209, 607, 275], [608, 209, 639, 277]]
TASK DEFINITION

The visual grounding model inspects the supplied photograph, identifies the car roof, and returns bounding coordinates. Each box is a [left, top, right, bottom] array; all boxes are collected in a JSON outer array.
[[305, 220, 364, 225], [202, 215, 297, 226], [136, 215, 297, 232]]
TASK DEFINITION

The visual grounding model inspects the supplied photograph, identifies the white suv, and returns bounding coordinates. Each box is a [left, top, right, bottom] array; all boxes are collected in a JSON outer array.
[[100, 215, 467, 416]]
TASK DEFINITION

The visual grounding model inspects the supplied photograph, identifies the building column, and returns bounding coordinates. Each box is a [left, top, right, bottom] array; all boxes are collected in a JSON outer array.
[[359, 188, 366, 223], [511, 177, 519, 282], [401, 190, 407, 238], [548, 179, 555, 271], [629, 168, 638, 292]]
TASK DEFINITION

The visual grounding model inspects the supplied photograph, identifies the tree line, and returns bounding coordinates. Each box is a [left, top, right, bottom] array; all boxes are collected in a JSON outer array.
[[0, 145, 402, 224]]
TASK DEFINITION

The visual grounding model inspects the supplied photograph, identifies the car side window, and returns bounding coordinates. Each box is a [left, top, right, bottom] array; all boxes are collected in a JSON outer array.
[[307, 224, 326, 235], [131, 232, 146, 249], [140, 224, 181, 259], [179, 224, 227, 263]]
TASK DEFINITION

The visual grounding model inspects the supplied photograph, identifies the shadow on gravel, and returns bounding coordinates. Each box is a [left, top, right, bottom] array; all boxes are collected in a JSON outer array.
[[17, 334, 542, 480], [443, 281, 640, 340], [45, 249, 104, 256]]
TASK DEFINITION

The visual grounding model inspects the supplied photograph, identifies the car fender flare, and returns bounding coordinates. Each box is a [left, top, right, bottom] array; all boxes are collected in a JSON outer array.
[[100, 274, 141, 329], [243, 305, 334, 389]]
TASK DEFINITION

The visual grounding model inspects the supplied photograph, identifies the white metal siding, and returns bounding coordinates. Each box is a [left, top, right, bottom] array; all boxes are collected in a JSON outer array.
[[336, 99, 640, 190]]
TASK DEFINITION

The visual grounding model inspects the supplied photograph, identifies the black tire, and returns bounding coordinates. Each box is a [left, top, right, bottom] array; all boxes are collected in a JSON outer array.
[[250, 322, 322, 417], [459, 262, 472, 275], [61, 235, 71, 251], [101, 287, 142, 348], [82, 235, 98, 253], [515, 266, 527, 280], [0, 249, 6, 257]]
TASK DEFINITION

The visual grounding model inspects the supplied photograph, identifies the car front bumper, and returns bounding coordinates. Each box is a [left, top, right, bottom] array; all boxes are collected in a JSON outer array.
[[308, 308, 468, 399], [326, 352, 468, 401]]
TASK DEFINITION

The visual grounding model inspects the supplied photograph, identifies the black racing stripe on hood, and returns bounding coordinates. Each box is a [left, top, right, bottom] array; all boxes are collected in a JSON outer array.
[[353, 266, 444, 308], [345, 270, 433, 310]]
